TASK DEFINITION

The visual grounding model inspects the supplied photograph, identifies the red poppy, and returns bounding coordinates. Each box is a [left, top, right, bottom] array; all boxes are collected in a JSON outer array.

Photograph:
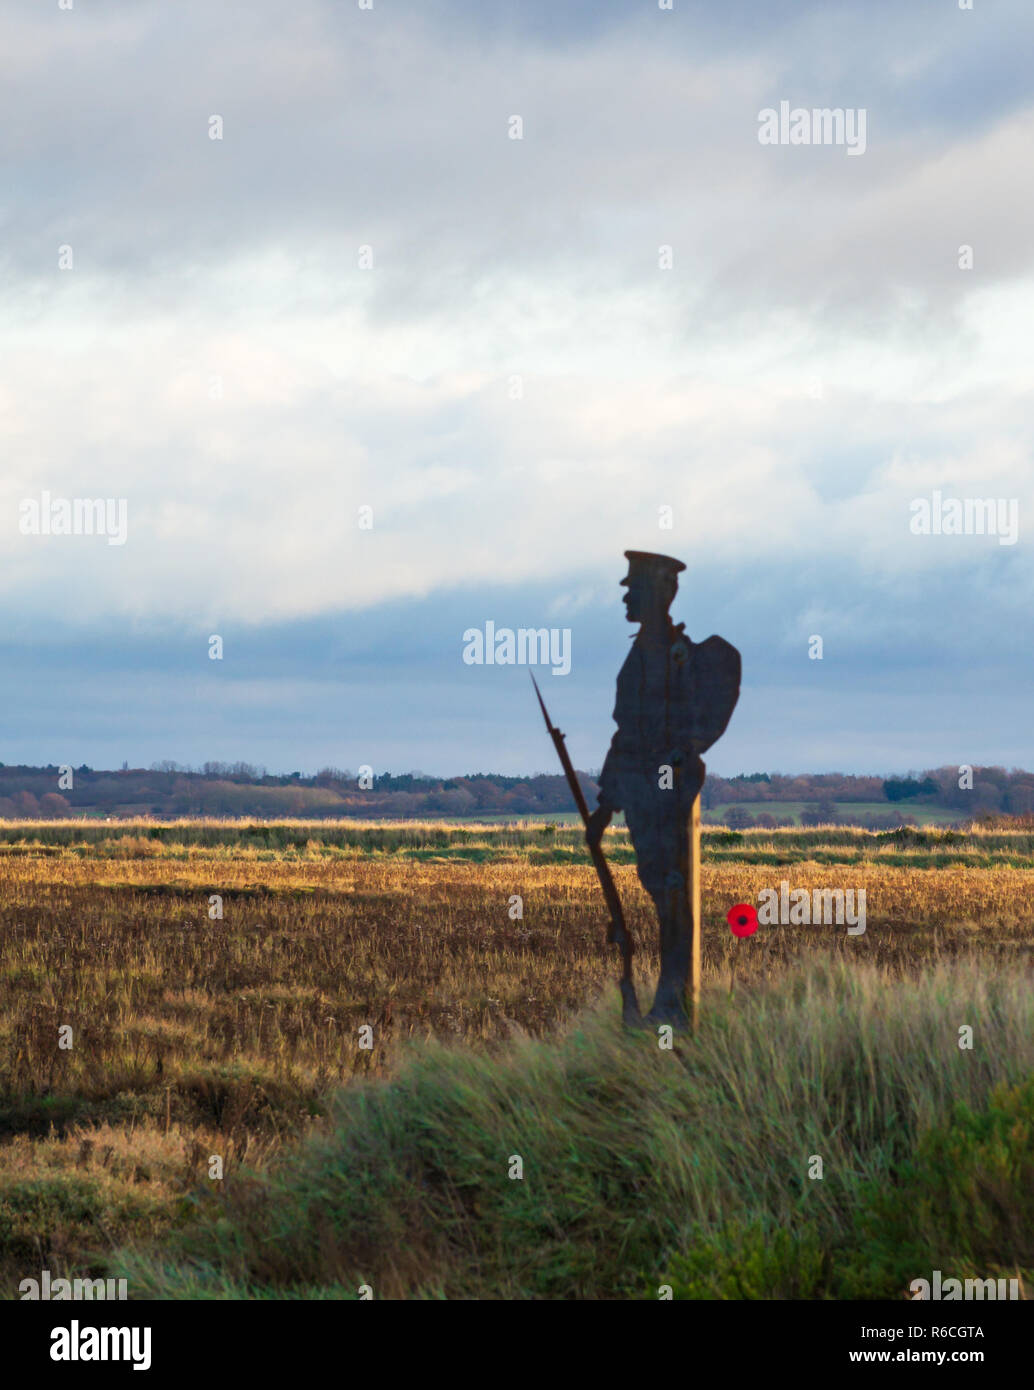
[[727, 903, 758, 938]]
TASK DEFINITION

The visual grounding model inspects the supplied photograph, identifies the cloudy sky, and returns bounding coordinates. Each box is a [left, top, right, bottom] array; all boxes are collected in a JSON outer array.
[[2, 0, 1032, 777]]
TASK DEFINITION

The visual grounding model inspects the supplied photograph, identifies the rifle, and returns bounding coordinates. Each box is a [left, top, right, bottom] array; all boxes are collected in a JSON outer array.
[[530, 674, 640, 1022]]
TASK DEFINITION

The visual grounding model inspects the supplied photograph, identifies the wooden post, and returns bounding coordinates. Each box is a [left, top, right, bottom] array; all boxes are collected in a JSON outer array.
[[690, 792, 701, 1034]]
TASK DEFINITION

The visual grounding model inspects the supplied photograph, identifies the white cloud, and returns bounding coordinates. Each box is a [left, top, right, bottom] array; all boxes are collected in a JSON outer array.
[[0, 0, 1030, 639]]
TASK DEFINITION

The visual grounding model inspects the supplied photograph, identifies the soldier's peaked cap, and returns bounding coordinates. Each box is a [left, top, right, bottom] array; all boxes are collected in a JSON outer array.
[[620, 551, 686, 585]]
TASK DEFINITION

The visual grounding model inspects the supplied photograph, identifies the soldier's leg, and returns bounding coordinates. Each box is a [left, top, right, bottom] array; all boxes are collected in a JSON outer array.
[[627, 779, 691, 1026], [648, 878, 691, 1023], [647, 810, 693, 1026]]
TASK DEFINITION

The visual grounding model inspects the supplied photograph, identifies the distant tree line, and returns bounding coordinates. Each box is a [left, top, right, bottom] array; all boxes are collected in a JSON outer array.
[[0, 761, 1030, 822], [704, 766, 1034, 829], [0, 762, 591, 819]]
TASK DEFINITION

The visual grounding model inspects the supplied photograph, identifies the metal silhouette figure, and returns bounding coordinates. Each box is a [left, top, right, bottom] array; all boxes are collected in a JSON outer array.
[[585, 551, 741, 1029]]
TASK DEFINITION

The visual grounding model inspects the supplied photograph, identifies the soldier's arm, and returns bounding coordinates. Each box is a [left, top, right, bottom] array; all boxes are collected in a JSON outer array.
[[586, 801, 612, 846], [587, 746, 621, 845]]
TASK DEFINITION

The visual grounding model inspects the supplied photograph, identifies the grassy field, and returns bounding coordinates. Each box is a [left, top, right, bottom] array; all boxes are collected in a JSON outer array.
[[707, 800, 964, 826], [1, 818, 1032, 1299], [425, 803, 962, 827]]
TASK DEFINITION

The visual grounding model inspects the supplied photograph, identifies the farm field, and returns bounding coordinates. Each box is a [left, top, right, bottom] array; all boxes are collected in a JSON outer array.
[[707, 800, 964, 826], [410, 803, 963, 827], [1, 818, 1033, 1300]]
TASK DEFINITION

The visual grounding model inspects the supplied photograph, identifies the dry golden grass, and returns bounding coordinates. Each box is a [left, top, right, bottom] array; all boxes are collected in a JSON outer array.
[[2, 820, 1033, 1296]]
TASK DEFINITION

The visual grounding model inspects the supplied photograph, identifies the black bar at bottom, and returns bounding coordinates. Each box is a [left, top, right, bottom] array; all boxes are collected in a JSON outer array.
[[3, 1296, 1031, 1376]]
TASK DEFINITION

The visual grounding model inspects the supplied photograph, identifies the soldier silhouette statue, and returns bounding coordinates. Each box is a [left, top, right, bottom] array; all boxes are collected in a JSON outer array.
[[586, 551, 741, 1028]]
